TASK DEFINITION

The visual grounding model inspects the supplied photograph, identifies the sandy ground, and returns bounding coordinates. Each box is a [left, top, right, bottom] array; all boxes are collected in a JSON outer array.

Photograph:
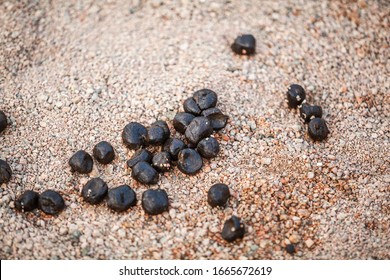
[[0, 0, 389, 260]]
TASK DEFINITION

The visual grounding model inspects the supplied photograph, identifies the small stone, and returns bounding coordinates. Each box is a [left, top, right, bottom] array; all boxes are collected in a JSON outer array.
[[93, 141, 115, 164], [126, 149, 153, 168], [15, 190, 40, 212], [39, 190, 65, 215], [307, 172, 315, 179], [82, 177, 108, 205], [69, 150, 93, 174], [261, 158, 272, 165], [305, 239, 315, 248], [122, 122, 148, 150], [107, 185, 137, 212], [221, 215, 245, 242], [132, 162, 159, 184], [142, 189, 169, 215], [0, 159, 12, 184], [231, 34, 256, 55], [289, 234, 300, 243]]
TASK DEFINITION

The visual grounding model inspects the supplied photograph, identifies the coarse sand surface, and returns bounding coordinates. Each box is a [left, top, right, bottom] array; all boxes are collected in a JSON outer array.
[[0, 0, 389, 259]]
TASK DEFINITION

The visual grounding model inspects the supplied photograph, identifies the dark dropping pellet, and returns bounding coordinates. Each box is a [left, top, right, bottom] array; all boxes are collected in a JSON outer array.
[[221, 215, 245, 242], [93, 141, 115, 164], [299, 103, 323, 123], [207, 183, 230, 207], [107, 185, 137, 212], [132, 161, 159, 184], [15, 190, 40, 212], [142, 189, 169, 215], [308, 118, 329, 141], [177, 148, 203, 175], [163, 138, 186, 161], [197, 137, 220, 159], [39, 190, 65, 215], [193, 89, 218, 110], [0, 159, 12, 184], [173, 112, 195, 134], [286, 84, 306, 108], [231, 34, 256, 55], [185, 117, 213, 145], [201, 107, 228, 131], [68, 150, 93, 174], [126, 149, 153, 168], [147, 121, 170, 145], [152, 152, 172, 172], [82, 177, 108, 205], [0, 111, 7, 133], [122, 122, 147, 150], [183, 97, 202, 115], [286, 244, 295, 255]]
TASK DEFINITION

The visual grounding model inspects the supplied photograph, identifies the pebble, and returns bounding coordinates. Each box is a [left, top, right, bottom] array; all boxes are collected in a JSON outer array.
[[307, 172, 315, 179], [261, 158, 272, 165], [305, 239, 315, 248]]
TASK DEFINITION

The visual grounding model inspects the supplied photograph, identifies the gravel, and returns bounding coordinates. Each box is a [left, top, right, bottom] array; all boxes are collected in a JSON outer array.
[[0, 0, 389, 260]]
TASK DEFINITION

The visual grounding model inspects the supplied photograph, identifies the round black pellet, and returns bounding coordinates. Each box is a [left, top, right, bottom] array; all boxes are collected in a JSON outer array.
[[0, 159, 12, 184], [231, 34, 256, 55], [185, 116, 213, 145], [286, 84, 306, 108], [0, 111, 7, 133], [163, 138, 186, 161], [107, 185, 137, 212], [147, 120, 170, 145], [152, 120, 170, 139], [177, 148, 203, 175], [308, 118, 329, 141], [201, 107, 228, 131], [183, 97, 201, 115], [68, 150, 93, 174], [15, 190, 40, 212], [122, 122, 147, 150], [299, 103, 323, 123], [193, 89, 218, 110], [286, 244, 295, 255], [152, 152, 172, 172], [132, 161, 159, 184], [207, 183, 230, 207], [197, 137, 220, 159], [82, 177, 108, 205], [142, 189, 169, 215], [173, 112, 195, 134], [93, 141, 115, 164], [221, 215, 245, 242], [127, 149, 153, 168], [39, 190, 65, 215]]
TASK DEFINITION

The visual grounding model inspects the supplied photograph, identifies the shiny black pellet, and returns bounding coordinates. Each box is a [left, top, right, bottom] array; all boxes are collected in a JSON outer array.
[[0, 111, 7, 133], [197, 137, 220, 159], [15, 190, 40, 212], [142, 189, 169, 215], [299, 103, 323, 123], [68, 150, 93, 174], [286, 84, 306, 108], [308, 118, 329, 141], [231, 34, 256, 55], [183, 97, 201, 115], [193, 89, 218, 110], [39, 190, 65, 215], [82, 177, 108, 205], [185, 117, 213, 145], [207, 183, 230, 207], [93, 141, 115, 164], [132, 161, 159, 184], [0, 159, 12, 184], [107, 185, 137, 212], [152, 152, 172, 172], [163, 138, 186, 161], [122, 122, 147, 150], [126, 149, 153, 168], [177, 148, 203, 175], [173, 112, 195, 134], [201, 107, 228, 131], [221, 215, 245, 242]]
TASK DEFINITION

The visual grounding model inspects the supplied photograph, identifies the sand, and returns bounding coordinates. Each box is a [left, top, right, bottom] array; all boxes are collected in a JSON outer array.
[[0, 0, 389, 259]]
